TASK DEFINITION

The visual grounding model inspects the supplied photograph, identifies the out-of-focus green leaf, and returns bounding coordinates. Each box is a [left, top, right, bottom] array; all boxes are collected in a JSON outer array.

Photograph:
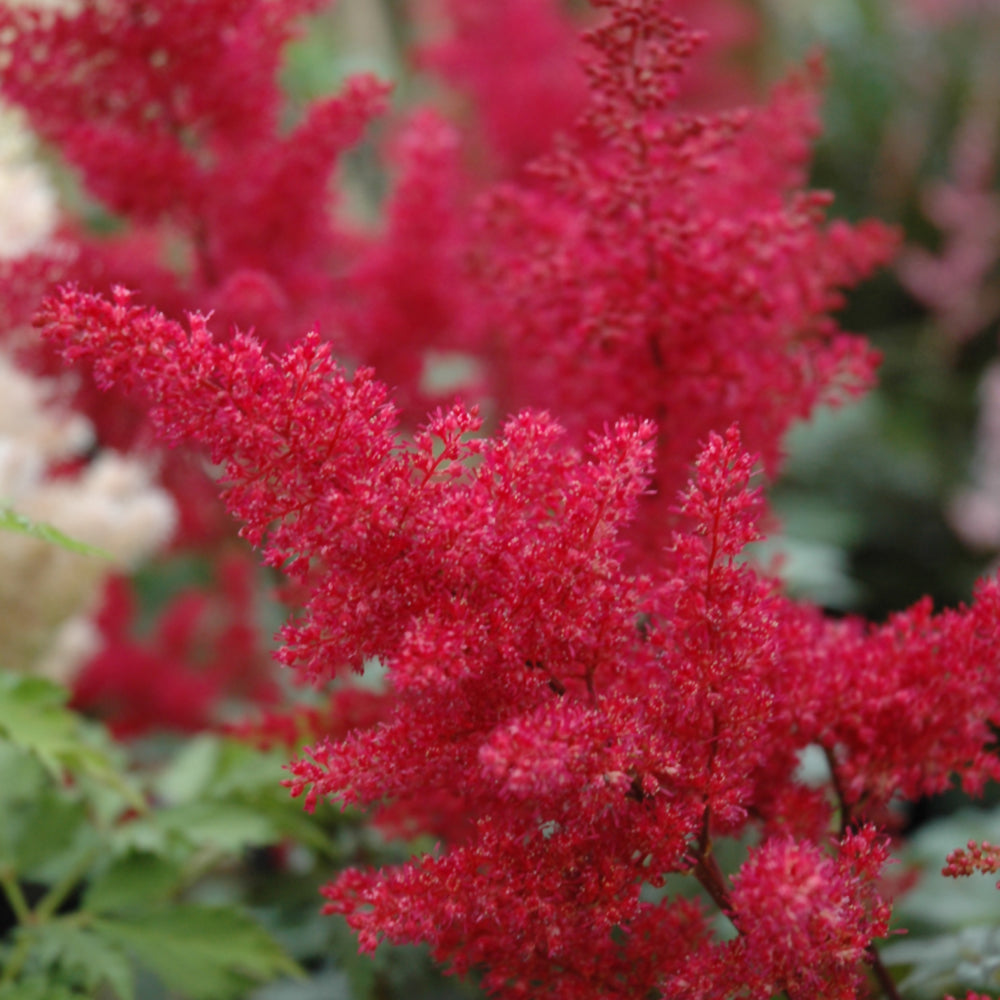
[[0, 785, 88, 874], [25, 922, 134, 1000], [0, 978, 82, 1000], [882, 925, 1000, 998], [84, 851, 185, 915], [0, 676, 141, 808], [151, 801, 284, 854], [95, 906, 302, 1000], [153, 734, 221, 804]]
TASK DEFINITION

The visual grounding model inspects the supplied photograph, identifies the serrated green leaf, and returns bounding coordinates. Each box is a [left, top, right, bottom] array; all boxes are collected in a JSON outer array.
[[0, 507, 111, 558], [95, 905, 302, 1000], [84, 851, 185, 915], [0, 676, 141, 808], [0, 785, 89, 874], [24, 921, 134, 1000], [0, 743, 49, 806]]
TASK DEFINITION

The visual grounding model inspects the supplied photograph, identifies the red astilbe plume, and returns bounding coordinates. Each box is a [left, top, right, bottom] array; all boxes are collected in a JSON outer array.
[[303, 427, 889, 999], [725, 827, 893, 1000], [36, 284, 904, 997], [419, 0, 759, 179], [36, 286, 654, 685], [74, 554, 280, 738], [0, 0, 388, 347], [74, 575, 220, 738], [0, 0, 388, 549], [40, 286, 1000, 996], [641, 428, 829, 840], [418, 0, 589, 176], [336, 110, 483, 422], [798, 579, 1000, 817], [470, 1, 896, 557], [944, 840, 1000, 886]]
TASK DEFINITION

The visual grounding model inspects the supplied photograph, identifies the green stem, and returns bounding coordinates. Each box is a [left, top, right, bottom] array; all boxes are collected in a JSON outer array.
[[0, 869, 35, 988], [34, 844, 100, 922], [0, 867, 31, 925]]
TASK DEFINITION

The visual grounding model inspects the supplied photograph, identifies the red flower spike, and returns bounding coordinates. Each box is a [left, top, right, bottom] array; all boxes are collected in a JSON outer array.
[[943, 840, 1000, 887], [728, 827, 892, 1000], [803, 578, 1000, 814], [41, 283, 931, 994], [470, 2, 897, 558], [419, 0, 588, 174]]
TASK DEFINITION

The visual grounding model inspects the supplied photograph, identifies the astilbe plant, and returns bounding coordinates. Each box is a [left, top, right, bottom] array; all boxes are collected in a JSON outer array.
[[14, 0, 1000, 998], [37, 280, 1000, 999], [451, 1, 895, 555]]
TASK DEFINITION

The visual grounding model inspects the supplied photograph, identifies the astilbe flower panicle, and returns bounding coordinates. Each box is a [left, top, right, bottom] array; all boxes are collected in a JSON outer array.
[[37, 281, 924, 997], [1, 0, 896, 561], [336, 110, 482, 421], [420, 0, 759, 180], [469, 1, 897, 556], [726, 827, 892, 1000], [417, 0, 589, 176], [943, 840, 1000, 886], [0, 0, 394, 556], [74, 554, 280, 737], [800, 580, 1000, 815], [0, 0, 389, 344]]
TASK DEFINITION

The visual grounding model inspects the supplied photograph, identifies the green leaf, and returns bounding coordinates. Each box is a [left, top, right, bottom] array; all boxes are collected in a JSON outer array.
[[95, 905, 302, 1000], [143, 735, 334, 856], [0, 676, 142, 808], [84, 851, 185, 915], [251, 967, 355, 1000], [0, 507, 111, 559], [0, 784, 89, 874], [250, 799, 336, 857], [153, 734, 221, 804], [211, 741, 292, 800], [24, 921, 134, 1000], [110, 801, 284, 859], [0, 743, 49, 807], [152, 801, 284, 853], [154, 734, 296, 804]]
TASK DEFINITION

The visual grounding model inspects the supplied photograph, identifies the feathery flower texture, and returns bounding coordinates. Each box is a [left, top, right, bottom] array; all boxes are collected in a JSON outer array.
[[38, 276, 1000, 997], [23, 0, 1000, 998]]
